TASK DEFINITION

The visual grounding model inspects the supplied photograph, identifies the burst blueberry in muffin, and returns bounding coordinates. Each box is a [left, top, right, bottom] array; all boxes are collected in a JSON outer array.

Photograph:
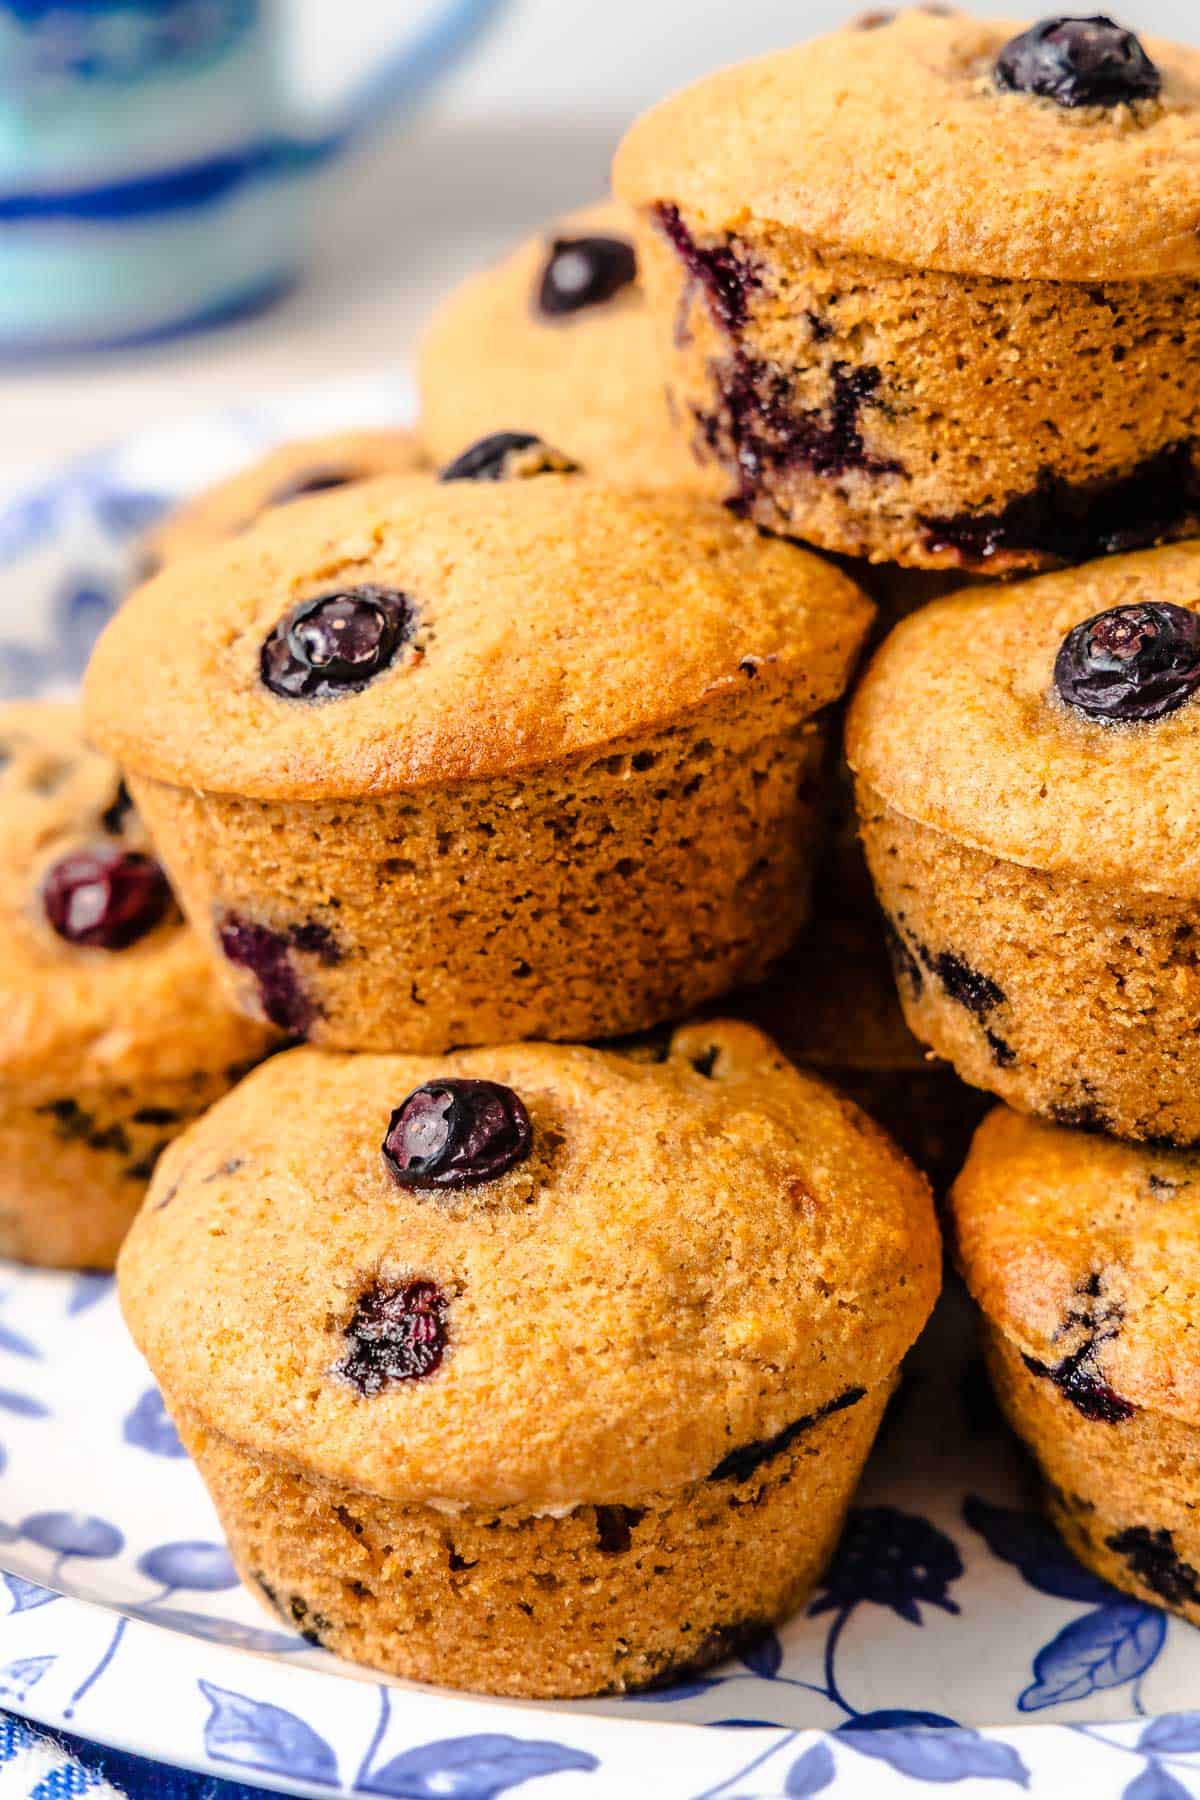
[[118, 1022, 940, 1696], [953, 1106, 1200, 1620], [0, 702, 275, 1268], [848, 541, 1200, 1145], [615, 11, 1200, 570], [85, 473, 873, 1052]]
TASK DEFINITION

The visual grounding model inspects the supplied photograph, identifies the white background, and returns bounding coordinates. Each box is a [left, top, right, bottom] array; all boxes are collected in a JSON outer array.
[[3, 0, 1197, 471]]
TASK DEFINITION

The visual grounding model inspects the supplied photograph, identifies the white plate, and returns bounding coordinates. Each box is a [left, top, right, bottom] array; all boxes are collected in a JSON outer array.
[[1, 386, 1199, 1800]]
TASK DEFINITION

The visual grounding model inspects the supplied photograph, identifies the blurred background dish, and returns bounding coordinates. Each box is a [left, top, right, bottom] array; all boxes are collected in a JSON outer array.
[[0, 0, 508, 356], [1, 0, 1191, 474]]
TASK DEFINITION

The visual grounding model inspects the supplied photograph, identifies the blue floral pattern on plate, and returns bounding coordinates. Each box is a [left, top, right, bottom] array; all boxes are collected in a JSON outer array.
[[2, 391, 1200, 1797]]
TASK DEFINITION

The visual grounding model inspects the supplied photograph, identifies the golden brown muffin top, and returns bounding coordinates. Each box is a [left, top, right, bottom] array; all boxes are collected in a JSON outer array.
[[84, 475, 873, 801], [0, 701, 273, 1099], [614, 10, 1200, 281], [138, 430, 426, 573], [952, 1105, 1200, 1427], [118, 1022, 940, 1507], [418, 202, 700, 491], [846, 541, 1200, 897]]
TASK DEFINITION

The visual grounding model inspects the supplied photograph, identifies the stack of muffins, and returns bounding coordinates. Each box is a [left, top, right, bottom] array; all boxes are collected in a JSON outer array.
[[7, 4, 1200, 1694]]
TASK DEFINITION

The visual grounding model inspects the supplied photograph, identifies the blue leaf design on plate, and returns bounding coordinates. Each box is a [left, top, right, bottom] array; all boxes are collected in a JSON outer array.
[[740, 1629, 783, 1679], [1140, 1713, 1200, 1754], [0, 1324, 40, 1361], [0, 1654, 54, 1695], [711, 1717, 784, 1728], [1019, 1603, 1167, 1711], [122, 1387, 185, 1458], [841, 1712, 959, 1731], [55, 578, 117, 678], [127, 1607, 305, 1654], [66, 1273, 113, 1316], [20, 1512, 122, 1559], [360, 1734, 600, 1797], [92, 488, 170, 538], [840, 1724, 1030, 1785], [199, 1680, 339, 1784], [1123, 1766, 1194, 1800], [3, 1574, 58, 1613], [785, 1741, 836, 1795], [963, 1496, 1118, 1605], [0, 1390, 49, 1419], [136, 1541, 237, 1591]]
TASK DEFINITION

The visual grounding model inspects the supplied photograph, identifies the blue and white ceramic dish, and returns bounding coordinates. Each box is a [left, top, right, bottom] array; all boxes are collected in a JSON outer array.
[[2, 389, 1200, 1797], [0, 0, 507, 353]]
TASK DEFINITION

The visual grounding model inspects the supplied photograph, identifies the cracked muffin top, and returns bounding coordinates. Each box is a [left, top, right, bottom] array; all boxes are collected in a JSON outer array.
[[846, 541, 1200, 896], [419, 201, 698, 491], [139, 429, 426, 573], [0, 702, 274, 1099], [118, 1021, 940, 1508], [614, 10, 1200, 281], [952, 1105, 1200, 1426], [84, 475, 873, 801]]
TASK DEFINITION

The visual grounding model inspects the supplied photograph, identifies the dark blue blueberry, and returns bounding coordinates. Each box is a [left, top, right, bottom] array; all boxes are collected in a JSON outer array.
[[655, 203, 760, 335], [217, 914, 340, 1035], [268, 466, 357, 507], [42, 844, 169, 950], [709, 1388, 867, 1484], [995, 16, 1161, 108], [260, 586, 413, 701], [99, 779, 134, 835], [1054, 602, 1200, 724], [1022, 1348, 1134, 1422], [438, 433, 578, 483], [921, 443, 1200, 569], [538, 235, 637, 316], [383, 1079, 532, 1189], [334, 1278, 449, 1395], [697, 352, 901, 512], [594, 1505, 646, 1553], [1106, 1525, 1200, 1606]]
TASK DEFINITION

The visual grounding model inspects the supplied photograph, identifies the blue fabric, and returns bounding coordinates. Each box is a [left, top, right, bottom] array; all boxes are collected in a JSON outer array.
[[0, 1713, 270, 1799]]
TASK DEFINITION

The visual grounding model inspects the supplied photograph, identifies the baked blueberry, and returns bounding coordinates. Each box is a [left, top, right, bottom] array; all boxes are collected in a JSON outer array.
[[260, 587, 413, 701], [42, 844, 170, 950], [1054, 602, 1200, 724], [383, 1079, 532, 1189], [537, 235, 637, 317], [335, 1278, 449, 1394], [438, 433, 579, 483], [268, 467, 356, 507], [994, 16, 1162, 108]]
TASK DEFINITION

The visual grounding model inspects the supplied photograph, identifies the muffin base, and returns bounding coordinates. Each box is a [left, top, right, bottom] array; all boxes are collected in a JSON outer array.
[[130, 691, 832, 1053], [986, 1326, 1200, 1625], [858, 787, 1200, 1146], [633, 207, 1200, 573], [0, 1067, 260, 1270], [171, 1381, 891, 1698]]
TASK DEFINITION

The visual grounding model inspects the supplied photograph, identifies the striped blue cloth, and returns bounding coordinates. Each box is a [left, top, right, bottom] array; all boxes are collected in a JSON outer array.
[[0, 1714, 271, 1800]]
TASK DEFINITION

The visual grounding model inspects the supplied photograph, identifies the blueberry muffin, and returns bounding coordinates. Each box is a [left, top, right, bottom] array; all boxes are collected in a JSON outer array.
[[419, 202, 699, 492], [736, 909, 988, 1192], [0, 703, 275, 1269], [953, 1106, 1200, 1622], [847, 540, 1200, 1145], [84, 473, 872, 1053], [614, 11, 1200, 572], [118, 1020, 940, 1696], [139, 429, 425, 574]]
